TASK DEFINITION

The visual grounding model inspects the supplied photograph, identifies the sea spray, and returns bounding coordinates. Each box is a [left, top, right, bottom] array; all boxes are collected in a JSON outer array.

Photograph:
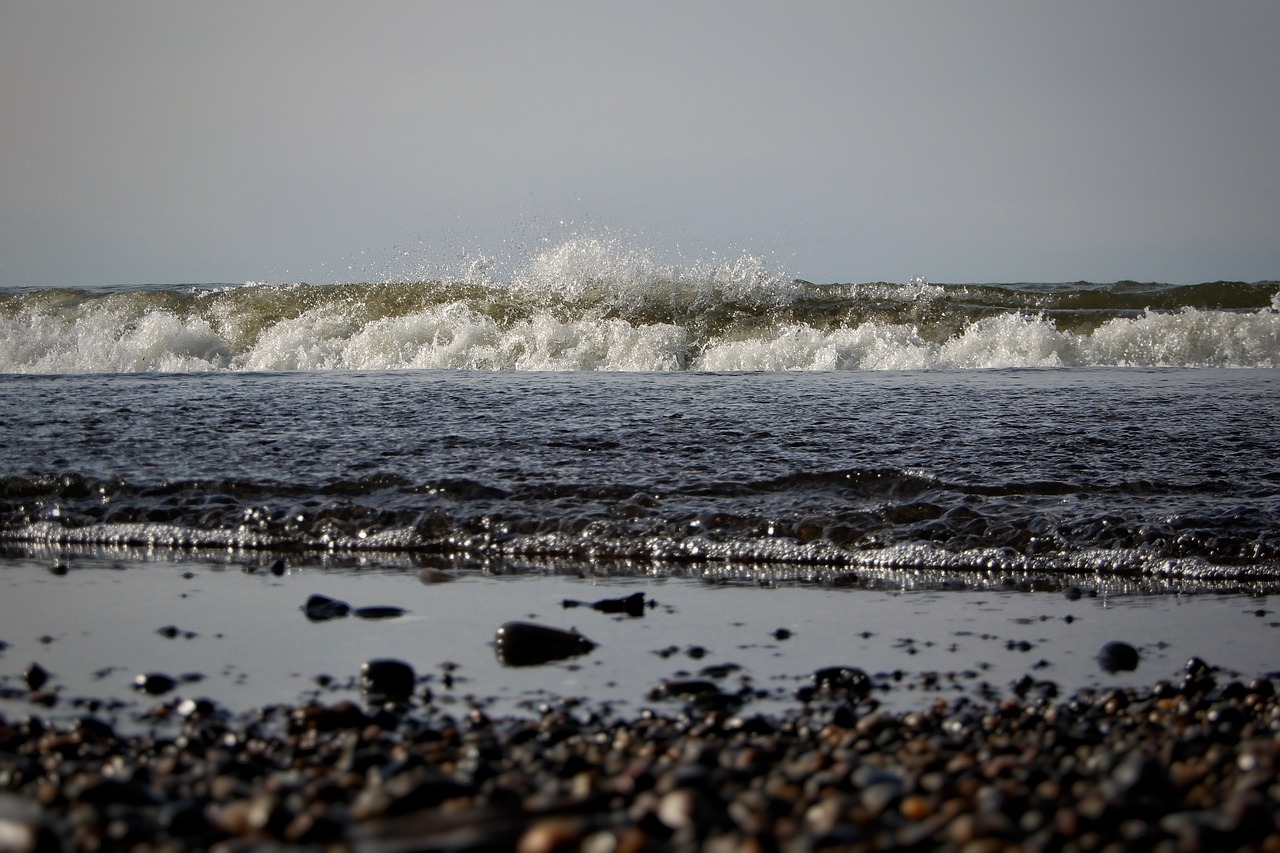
[[2, 241, 1276, 373]]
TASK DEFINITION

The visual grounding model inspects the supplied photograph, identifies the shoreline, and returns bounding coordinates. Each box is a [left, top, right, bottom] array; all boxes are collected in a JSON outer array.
[[2, 554, 1279, 849]]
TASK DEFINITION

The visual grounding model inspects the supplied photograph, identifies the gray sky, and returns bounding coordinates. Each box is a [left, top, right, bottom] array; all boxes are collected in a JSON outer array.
[[2, 1, 1277, 287]]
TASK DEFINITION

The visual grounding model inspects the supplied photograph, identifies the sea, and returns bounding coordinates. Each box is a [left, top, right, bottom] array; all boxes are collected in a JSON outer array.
[[2, 241, 1278, 723]]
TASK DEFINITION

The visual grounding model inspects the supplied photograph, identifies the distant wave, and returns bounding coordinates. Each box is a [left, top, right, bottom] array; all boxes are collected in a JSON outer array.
[[2, 240, 1278, 372]]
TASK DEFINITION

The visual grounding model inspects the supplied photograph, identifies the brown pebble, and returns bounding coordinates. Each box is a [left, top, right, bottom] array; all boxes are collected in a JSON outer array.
[[900, 793, 934, 821]]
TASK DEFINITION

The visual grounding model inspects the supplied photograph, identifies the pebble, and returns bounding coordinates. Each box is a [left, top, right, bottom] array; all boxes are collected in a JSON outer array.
[[352, 606, 406, 620], [2, 649, 1279, 852], [360, 659, 416, 703], [1, 676, 1278, 851], [563, 591, 647, 617], [494, 622, 597, 667], [1097, 640, 1141, 673], [133, 673, 177, 695], [302, 594, 350, 621], [23, 663, 49, 691], [813, 666, 873, 696]]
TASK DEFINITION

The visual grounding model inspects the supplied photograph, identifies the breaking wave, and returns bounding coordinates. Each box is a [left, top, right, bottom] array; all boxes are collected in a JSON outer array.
[[2, 239, 1277, 373]]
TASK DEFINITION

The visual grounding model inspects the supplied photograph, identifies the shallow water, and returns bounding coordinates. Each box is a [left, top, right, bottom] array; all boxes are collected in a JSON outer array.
[[2, 554, 1277, 729], [3, 272, 1279, 727]]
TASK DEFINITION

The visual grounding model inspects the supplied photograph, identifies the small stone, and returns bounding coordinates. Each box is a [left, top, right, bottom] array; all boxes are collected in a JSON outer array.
[[133, 673, 177, 695], [1184, 656, 1213, 677], [590, 591, 647, 617], [1097, 641, 1140, 673], [177, 698, 216, 718], [352, 606, 406, 619], [814, 666, 872, 696], [1246, 677, 1275, 698], [302, 594, 350, 621], [773, 627, 793, 640], [360, 659, 415, 703], [24, 663, 49, 691], [900, 794, 934, 821]]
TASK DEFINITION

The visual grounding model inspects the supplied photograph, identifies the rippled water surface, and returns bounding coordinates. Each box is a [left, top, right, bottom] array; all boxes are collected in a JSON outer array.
[[2, 368, 1278, 581]]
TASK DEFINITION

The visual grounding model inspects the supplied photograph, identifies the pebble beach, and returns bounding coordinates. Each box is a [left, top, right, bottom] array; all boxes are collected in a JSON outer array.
[[2, 658, 1279, 851], [2, 558, 1279, 852]]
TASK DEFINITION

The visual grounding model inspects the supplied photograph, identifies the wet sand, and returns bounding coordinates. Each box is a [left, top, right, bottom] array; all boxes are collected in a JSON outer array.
[[2, 553, 1279, 849]]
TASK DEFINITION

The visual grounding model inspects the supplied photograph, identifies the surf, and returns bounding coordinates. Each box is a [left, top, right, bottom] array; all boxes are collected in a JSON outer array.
[[2, 240, 1277, 373]]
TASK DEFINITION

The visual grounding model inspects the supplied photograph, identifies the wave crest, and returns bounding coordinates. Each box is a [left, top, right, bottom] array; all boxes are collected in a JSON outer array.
[[1, 245, 1277, 373]]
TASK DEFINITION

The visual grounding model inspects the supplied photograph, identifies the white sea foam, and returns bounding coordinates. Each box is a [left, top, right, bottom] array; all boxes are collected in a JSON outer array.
[[1, 242, 1277, 373], [5, 302, 1278, 373]]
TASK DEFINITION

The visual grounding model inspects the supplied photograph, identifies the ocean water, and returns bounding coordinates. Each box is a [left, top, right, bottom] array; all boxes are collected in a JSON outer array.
[[2, 244, 1279, 720]]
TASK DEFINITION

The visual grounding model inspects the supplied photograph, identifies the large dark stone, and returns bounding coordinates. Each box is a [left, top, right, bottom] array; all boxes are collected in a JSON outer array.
[[1097, 641, 1140, 673], [361, 659, 416, 703], [494, 622, 596, 667], [303, 594, 351, 621]]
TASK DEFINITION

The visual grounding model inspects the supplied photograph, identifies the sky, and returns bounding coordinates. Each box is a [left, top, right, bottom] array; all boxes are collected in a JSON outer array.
[[2, 1, 1278, 287]]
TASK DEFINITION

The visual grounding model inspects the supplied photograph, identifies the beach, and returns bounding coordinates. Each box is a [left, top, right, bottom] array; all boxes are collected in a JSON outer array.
[[2, 554, 1280, 850]]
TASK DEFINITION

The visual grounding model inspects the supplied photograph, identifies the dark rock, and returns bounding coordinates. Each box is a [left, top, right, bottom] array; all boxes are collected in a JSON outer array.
[[494, 622, 596, 667], [303, 594, 350, 621], [157, 625, 181, 639], [353, 606, 406, 620], [1184, 656, 1214, 678], [72, 716, 116, 741], [562, 591, 646, 617], [1097, 641, 1140, 673], [24, 663, 49, 691], [134, 673, 177, 695], [698, 663, 742, 679], [269, 559, 286, 576], [1247, 677, 1275, 698], [814, 666, 873, 696], [773, 627, 793, 640], [1182, 657, 1217, 695], [49, 563, 69, 576], [361, 659, 416, 703]]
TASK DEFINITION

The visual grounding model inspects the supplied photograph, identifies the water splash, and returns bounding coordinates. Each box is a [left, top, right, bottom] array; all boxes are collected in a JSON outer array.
[[1, 248, 1277, 373]]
